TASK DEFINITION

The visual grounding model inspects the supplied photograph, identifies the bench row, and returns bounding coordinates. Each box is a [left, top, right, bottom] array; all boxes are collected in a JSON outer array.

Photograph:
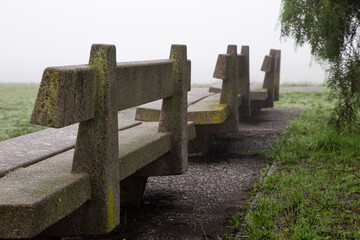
[[136, 45, 281, 153], [0, 44, 280, 239]]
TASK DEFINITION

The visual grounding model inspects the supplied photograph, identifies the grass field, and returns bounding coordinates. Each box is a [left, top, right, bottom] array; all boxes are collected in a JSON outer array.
[[275, 90, 333, 109], [238, 90, 360, 239], [0, 83, 45, 141]]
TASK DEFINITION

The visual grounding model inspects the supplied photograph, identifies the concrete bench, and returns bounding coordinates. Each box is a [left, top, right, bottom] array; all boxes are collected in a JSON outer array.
[[210, 49, 281, 113], [135, 45, 251, 153], [0, 44, 195, 238]]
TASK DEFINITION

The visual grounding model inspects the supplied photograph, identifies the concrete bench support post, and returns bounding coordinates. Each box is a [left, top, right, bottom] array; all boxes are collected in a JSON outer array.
[[262, 50, 276, 108], [135, 45, 189, 176], [158, 45, 189, 174], [273, 50, 281, 101], [71, 44, 120, 234], [218, 45, 240, 131], [238, 46, 251, 119]]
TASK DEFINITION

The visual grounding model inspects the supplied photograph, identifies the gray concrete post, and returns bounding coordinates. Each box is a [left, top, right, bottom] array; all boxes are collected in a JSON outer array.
[[263, 50, 276, 108], [158, 45, 189, 174], [238, 46, 251, 119], [218, 45, 240, 132], [130, 45, 189, 179], [138, 45, 189, 176], [274, 50, 281, 101], [71, 44, 120, 234]]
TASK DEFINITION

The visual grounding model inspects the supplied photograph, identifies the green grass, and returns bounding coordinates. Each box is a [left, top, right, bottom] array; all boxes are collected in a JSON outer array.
[[0, 83, 45, 141], [191, 83, 214, 88], [280, 83, 327, 87], [274, 90, 334, 110], [239, 90, 360, 239]]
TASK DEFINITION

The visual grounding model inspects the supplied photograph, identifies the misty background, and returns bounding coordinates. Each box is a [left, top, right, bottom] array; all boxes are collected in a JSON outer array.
[[0, 0, 325, 85]]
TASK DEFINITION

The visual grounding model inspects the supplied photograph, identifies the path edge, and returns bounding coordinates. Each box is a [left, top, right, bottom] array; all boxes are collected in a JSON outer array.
[[233, 161, 278, 239]]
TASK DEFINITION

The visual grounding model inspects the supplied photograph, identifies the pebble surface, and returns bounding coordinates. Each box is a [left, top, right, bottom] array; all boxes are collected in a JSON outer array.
[[112, 108, 302, 240]]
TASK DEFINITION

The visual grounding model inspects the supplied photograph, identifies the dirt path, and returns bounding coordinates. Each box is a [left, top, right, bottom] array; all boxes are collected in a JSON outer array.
[[77, 108, 301, 240]]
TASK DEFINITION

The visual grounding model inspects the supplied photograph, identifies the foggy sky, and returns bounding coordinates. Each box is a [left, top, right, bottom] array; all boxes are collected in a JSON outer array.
[[0, 0, 326, 84]]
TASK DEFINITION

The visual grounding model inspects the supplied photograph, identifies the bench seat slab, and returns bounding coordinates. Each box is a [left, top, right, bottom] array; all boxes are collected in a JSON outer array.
[[208, 81, 222, 94], [188, 93, 229, 124], [134, 100, 162, 122], [0, 149, 90, 239], [135, 88, 226, 124], [250, 88, 268, 101], [0, 125, 78, 178], [0, 118, 141, 179], [209, 82, 269, 101], [135, 88, 216, 122], [0, 119, 195, 238], [119, 122, 171, 180], [119, 121, 196, 180]]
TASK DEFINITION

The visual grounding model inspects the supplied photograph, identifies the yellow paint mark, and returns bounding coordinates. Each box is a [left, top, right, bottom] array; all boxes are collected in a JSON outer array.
[[107, 186, 115, 231]]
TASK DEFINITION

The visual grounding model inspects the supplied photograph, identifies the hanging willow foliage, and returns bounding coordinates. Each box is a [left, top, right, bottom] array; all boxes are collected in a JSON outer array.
[[280, 0, 360, 129]]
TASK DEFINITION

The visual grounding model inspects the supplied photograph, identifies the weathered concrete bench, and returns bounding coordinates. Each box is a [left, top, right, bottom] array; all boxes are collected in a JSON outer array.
[[135, 45, 251, 153], [0, 44, 196, 238], [209, 49, 281, 113]]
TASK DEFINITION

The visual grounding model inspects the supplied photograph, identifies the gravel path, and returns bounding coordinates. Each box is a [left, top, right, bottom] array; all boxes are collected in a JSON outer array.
[[104, 108, 302, 240]]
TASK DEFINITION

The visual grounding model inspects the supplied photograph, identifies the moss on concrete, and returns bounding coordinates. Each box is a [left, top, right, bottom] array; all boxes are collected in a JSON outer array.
[[107, 186, 115, 232], [188, 101, 229, 124], [31, 68, 61, 127]]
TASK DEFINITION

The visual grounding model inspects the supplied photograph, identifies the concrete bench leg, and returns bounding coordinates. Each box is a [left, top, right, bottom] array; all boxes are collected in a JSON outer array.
[[188, 131, 211, 155], [251, 100, 265, 114], [120, 175, 148, 208]]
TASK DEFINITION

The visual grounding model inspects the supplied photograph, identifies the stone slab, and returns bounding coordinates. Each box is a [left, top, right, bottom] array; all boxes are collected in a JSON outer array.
[[0, 116, 140, 178], [188, 88, 216, 105], [261, 55, 272, 72], [116, 60, 174, 111], [119, 122, 196, 180], [30, 65, 97, 128], [208, 81, 222, 93], [210, 82, 269, 101], [188, 93, 229, 124], [119, 122, 171, 180], [134, 101, 162, 122], [209, 82, 245, 107], [213, 54, 230, 79], [0, 149, 91, 239], [0, 124, 78, 178], [135, 88, 216, 122], [250, 89, 268, 101], [250, 83, 268, 100]]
